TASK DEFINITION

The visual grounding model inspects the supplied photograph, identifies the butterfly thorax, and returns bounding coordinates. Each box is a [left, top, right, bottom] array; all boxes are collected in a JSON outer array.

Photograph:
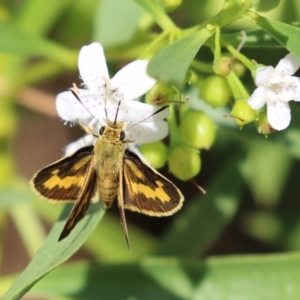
[[93, 121, 127, 207]]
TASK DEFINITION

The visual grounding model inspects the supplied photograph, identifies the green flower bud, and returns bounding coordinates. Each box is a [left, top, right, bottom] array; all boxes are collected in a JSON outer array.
[[214, 57, 232, 77], [139, 141, 168, 169], [232, 60, 246, 78], [252, 0, 280, 12], [201, 75, 232, 107], [168, 144, 201, 181], [146, 83, 175, 106], [231, 101, 256, 126], [179, 110, 216, 149], [254, 110, 275, 134], [161, 0, 182, 12]]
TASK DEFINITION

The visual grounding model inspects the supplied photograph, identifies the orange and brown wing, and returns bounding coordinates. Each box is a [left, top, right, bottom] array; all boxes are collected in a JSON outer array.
[[58, 163, 97, 241], [122, 150, 184, 216], [30, 146, 94, 202]]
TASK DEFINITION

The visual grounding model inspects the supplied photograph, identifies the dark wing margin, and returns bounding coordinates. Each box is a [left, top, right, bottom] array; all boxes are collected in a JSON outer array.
[[122, 150, 184, 216], [30, 146, 94, 202], [58, 163, 97, 241]]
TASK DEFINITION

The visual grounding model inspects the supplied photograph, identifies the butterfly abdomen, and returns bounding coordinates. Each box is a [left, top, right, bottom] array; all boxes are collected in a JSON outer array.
[[93, 136, 125, 207]]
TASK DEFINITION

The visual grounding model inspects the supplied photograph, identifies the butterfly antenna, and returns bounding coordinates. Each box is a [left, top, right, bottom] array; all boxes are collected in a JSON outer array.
[[70, 88, 101, 126], [113, 100, 122, 125], [103, 92, 108, 122], [127, 105, 169, 131]]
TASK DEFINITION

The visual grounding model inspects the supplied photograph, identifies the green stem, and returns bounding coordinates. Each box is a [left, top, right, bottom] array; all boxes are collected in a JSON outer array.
[[226, 44, 255, 71], [168, 105, 182, 148], [20, 61, 73, 86], [10, 203, 46, 257], [214, 25, 221, 60], [139, 30, 170, 58], [134, 0, 177, 31], [226, 71, 249, 101], [191, 60, 213, 74]]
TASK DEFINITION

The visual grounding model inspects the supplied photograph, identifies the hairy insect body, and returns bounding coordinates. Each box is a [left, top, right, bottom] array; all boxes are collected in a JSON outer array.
[[93, 121, 127, 207]]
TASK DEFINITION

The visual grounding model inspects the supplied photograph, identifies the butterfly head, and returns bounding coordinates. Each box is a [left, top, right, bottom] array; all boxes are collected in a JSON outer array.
[[99, 120, 125, 141], [70, 87, 169, 145]]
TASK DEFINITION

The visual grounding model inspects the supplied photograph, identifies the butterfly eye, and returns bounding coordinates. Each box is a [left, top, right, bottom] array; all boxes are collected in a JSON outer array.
[[120, 131, 125, 141], [99, 126, 105, 135]]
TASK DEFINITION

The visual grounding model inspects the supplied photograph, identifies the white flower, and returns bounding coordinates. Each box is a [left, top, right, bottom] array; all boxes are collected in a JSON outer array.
[[64, 134, 96, 156], [248, 53, 300, 131], [56, 42, 169, 151]]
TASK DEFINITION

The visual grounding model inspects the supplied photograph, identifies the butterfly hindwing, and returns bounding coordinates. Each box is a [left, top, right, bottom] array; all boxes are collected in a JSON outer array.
[[122, 150, 184, 216], [30, 146, 94, 202], [58, 164, 97, 241]]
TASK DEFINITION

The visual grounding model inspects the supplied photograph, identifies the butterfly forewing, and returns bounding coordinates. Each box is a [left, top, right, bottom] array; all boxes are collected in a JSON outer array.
[[122, 150, 184, 216], [30, 146, 94, 202]]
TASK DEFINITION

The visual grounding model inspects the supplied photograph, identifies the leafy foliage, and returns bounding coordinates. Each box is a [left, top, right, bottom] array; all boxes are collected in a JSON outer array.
[[1, 0, 300, 299]]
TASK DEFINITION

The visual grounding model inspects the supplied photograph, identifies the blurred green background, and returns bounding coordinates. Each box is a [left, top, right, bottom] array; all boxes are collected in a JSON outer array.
[[1, 0, 300, 299]]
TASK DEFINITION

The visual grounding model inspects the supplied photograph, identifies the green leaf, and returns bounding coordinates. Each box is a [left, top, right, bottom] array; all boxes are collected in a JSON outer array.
[[251, 0, 280, 12], [155, 155, 242, 256], [0, 21, 77, 66], [240, 141, 292, 207], [148, 30, 212, 88], [24, 253, 300, 300], [221, 29, 283, 48], [85, 213, 157, 261], [93, 0, 143, 47], [147, 0, 253, 88], [245, 15, 300, 59], [3, 203, 105, 300]]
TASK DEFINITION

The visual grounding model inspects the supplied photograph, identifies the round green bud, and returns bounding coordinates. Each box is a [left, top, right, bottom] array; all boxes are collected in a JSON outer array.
[[232, 60, 246, 78], [146, 83, 175, 106], [252, 0, 280, 12], [161, 0, 182, 12], [214, 57, 232, 77], [254, 110, 275, 134], [179, 110, 216, 149], [140, 141, 168, 169], [231, 101, 256, 126], [168, 144, 201, 181], [200, 75, 232, 107]]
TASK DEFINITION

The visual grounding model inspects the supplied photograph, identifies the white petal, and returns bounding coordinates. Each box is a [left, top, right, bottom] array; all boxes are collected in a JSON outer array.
[[255, 66, 274, 86], [248, 86, 267, 110], [56, 89, 104, 123], [291, 77, 300, 101], [275, 85, 294, 102], [64, 135, 96, 156], [267, 99, 291, 131], [126, 121, 168, 144], [275, 53, 300, 76], [78, 43, 109, 92], [111, 60, 156, 101], [104, 100, 169, 126]]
